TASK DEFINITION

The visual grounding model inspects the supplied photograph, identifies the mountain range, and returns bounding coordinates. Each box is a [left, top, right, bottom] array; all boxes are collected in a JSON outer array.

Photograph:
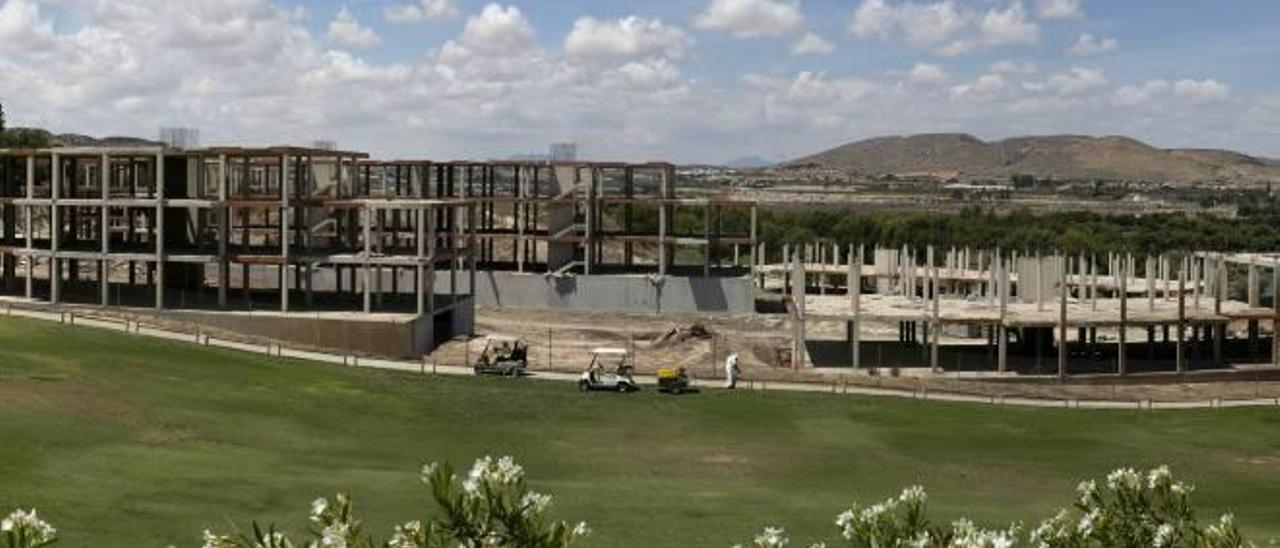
[[786, 133, 1280, 185]]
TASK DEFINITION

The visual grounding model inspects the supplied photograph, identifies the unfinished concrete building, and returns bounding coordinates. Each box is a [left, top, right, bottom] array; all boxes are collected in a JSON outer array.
[[763, 245, 1280, 376], [0, 146, 478, 357], [367, 161, 761, 313]]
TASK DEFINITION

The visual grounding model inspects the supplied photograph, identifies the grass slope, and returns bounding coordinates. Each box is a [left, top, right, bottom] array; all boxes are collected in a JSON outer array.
[[0, 317, 1278, 546]]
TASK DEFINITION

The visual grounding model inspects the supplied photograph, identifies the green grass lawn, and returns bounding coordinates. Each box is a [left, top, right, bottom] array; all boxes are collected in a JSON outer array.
[[1, 316, 1279, 547]]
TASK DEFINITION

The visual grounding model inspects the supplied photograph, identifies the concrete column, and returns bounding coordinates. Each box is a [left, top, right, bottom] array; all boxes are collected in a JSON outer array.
[[50, 153, 60, 304], [1118, 262, 1128, 376], [1058, 257, 1068, 380], [1192, 254, 1201, 310], [468, 203, 477, 310], [419, 207, 430, 314], [154, 152, 165, 310], [998, 259, 1008, 373], [1215, 259, 1225, 316], [657, 205, 667, 276], [1146, 256, 1157, 311], [851, 244, 862, 369], [362, 206, 372, 313], [1177, 268, 1187, 374], [280, 155, 291, 312], [1248, 261, 1260, 307], [930, 264, 940, 373], [1035, 252, 1044, 312], [217, 154, 228, 309], [24, 155, 33, 299], [1089, 254, 1098, 310], [987, 249, 998, 304], [100, 154, 110, 306], [1273, 262, 1280, 366], [791, 250, 806, 369]]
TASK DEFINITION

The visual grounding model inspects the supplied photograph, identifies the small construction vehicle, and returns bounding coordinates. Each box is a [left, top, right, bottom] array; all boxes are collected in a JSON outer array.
[[656, 367, 690, 394]]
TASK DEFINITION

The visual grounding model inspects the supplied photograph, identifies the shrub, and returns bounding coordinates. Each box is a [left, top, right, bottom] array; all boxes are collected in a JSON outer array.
[[199, 455, 588, 548], [1, 509, 57, 548], [737, 466, 1256, 548], [3, 464, 1268, 547]]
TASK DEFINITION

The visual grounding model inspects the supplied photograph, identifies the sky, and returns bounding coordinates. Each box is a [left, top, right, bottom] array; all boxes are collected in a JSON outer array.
[[1, 0, 1278, 163]]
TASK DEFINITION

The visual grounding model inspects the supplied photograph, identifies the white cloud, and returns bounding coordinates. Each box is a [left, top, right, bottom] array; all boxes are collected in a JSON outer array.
[[450, 3, 535, 56], [328, 7, 381, 49], [1068, 33, 1117, 57], [608, 58, 684, 90], [565, 16, 691, 60], [790, 31, 835, 55], [950, 73, 1006, 99], [786, 71, 874, 104], [0, 0, 1270, 165], [384, 0, 459, 24], [1112, 80, 1169, 106], [979, 2, 1039, 46], [695, 0, 804, 38], [0, 0, 54, 47], [1035, 0, 1082, 20], [1046, 67, 1107, 95], [851, 0, 969, 47], [908, 62, 948, 85], [990, 59, 1037, 74], [1173, 79, 1230, 103], [852, 0, 1039, 55]]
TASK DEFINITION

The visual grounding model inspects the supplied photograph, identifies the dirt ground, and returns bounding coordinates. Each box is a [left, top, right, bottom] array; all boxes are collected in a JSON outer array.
[[433, 307, 1280, 403]]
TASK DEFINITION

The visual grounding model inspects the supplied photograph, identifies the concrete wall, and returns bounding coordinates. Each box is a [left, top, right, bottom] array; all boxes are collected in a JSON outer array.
[[454, 271, 754, 314], [158, 301, 473, 358]]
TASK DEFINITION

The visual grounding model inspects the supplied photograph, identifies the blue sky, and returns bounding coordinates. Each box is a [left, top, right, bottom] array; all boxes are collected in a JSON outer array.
[[2, 0, 1279, 163]]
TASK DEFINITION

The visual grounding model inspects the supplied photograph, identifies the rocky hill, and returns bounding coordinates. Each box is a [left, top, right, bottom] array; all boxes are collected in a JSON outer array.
[[787, 133, 1280, 185]]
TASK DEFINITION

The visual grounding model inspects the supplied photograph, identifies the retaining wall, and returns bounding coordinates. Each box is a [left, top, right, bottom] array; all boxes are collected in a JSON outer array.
[[453, 272, 754, 314]]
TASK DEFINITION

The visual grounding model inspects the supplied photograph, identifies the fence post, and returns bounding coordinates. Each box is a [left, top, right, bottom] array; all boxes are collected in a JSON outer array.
[[711, 334, 718, 379]]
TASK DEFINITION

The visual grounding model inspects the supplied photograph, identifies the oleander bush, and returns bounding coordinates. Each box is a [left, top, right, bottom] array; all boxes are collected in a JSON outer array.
[[3, 462, 1272, 548], [736, 466, 1261, 548]]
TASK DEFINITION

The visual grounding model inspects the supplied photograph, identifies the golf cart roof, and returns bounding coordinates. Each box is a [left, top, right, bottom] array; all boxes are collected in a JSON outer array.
[[590, 348, 629, 356], [485, 334, 523, 343]]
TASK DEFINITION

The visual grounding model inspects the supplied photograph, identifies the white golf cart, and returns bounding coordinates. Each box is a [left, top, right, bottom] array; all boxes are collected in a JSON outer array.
[[578, 347, 639, 392], [472, 334, 528, 377]]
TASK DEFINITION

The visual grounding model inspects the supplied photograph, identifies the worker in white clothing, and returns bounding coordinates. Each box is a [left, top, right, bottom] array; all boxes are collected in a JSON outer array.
[[724, 352, 740, 389]]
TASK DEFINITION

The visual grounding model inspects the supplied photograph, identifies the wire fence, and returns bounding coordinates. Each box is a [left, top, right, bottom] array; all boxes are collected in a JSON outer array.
[[4, 299, 1280, 410]]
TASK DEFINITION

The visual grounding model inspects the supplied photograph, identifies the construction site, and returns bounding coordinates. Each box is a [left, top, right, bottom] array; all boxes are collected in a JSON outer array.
[[761, 245, 1280, 377], [1, 145, 1279, 391], [0, 146, 760, 357]]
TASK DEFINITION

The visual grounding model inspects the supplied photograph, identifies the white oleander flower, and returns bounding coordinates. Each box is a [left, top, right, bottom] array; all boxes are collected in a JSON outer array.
[[753, 526, 788, 548], [571, 521, 591, 538], [316, 521, 349, 547], [1075, 479, 1097, 504], [1206, 513, 1236, 540], [520, 491, 553, 515], [0, 509, 56, 544], [899, 485, 928, 505], [310, 497, 329, 523], [389, 520, 423, 548], [1147, 465, 1172, 489], [201, 529, 234, 548], [1106, 467, 1141, 491], [491, 456, 524, 485], [1076, 508, 1100, 536], [1153, 523, 1175, 547]]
